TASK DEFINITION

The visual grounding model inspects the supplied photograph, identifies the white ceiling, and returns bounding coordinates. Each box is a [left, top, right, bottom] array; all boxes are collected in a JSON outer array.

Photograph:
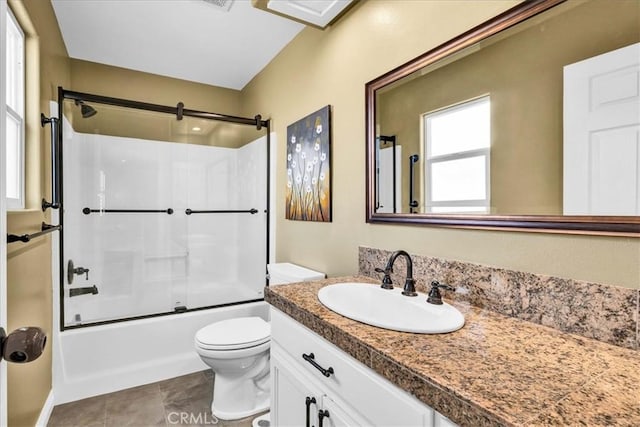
[[51, 0, 305, 90]]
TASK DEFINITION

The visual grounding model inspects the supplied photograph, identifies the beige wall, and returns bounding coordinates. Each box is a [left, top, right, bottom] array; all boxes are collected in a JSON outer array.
[[241, 0, 640, 289], [6, 0, 70, 425], [69, 59, 242, 115]]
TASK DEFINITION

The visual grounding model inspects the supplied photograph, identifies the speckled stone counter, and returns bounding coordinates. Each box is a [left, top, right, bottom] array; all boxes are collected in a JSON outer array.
[[265, 276, 640, 427]]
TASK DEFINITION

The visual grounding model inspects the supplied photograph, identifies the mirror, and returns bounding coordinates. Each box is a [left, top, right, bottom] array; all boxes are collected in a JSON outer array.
[[366, 0, 640, 235]]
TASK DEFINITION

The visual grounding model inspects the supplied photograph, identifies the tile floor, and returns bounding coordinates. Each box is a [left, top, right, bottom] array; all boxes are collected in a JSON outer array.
[[47, 370, 266, 427]]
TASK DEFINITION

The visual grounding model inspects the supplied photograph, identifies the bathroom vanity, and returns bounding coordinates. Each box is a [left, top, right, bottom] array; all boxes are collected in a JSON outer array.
[[266, 276, 640, 427], [271, 308, 455, 426]]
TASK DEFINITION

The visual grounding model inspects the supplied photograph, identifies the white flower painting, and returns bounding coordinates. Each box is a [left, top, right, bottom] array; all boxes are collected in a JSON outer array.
[[285, 105, 331, 222]]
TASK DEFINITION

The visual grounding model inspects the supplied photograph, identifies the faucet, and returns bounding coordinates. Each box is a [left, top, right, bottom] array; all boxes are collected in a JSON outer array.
[[69, 285, 98, 297], [375, 250, 417, 296], [374, 266, 394, 290], [426, 281, 455, 305], [67, 260, 90, 284]]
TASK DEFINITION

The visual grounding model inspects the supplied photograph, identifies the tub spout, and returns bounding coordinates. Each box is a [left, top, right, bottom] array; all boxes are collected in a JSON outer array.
[[69, 285, 98, 297]]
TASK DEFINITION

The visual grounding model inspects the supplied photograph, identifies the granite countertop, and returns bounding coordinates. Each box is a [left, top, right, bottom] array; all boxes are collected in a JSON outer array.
[[265, 276, 640, 427]]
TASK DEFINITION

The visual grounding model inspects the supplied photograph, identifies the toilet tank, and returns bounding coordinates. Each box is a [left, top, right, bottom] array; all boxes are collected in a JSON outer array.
[[267, 263, 325, 285]]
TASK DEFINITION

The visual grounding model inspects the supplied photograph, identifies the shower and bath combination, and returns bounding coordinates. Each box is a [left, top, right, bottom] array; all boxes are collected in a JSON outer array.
[[52, 87, 273, 405], [56, 87, 270, 327]]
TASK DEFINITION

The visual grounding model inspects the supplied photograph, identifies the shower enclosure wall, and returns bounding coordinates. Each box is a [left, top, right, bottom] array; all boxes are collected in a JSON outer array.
[[58, 89, 270, 328]]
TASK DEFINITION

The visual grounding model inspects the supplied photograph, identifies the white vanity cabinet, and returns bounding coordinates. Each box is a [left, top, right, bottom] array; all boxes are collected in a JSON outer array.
[[271, 346, 367, 426], [270, 308, 456, 427]]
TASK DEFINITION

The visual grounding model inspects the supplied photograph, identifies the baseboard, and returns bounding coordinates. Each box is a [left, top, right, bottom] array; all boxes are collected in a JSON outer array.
[[35, 390, 55, 427]]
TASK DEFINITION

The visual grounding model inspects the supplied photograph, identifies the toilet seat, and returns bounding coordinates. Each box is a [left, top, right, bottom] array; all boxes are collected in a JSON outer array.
[[195, 317, 270, 351]]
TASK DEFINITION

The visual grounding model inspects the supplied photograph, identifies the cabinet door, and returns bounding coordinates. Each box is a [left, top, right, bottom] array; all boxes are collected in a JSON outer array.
[[319, 395, 370, 427], [272, 308, 434, 427], [272, 345, 320, 427]]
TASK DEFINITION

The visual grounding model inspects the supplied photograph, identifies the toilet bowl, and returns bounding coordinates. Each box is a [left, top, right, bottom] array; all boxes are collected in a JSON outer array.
[[195, 316, 271, 420], [195, 263, 325, 421]]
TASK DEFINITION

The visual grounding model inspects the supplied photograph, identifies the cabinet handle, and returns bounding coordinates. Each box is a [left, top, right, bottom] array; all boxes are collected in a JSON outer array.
[[302, 352, 335, 378], [318, 409, 330, 427], [305, 396, 316, 427]]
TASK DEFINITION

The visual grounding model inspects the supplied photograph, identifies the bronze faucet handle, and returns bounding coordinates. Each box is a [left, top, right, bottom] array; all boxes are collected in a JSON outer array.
[[374, 267, 394, 289], [427, 281, 455, 305]]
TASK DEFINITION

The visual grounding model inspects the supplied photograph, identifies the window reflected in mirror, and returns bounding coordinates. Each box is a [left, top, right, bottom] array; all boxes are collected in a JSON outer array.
[[423, 96, 490, 214]]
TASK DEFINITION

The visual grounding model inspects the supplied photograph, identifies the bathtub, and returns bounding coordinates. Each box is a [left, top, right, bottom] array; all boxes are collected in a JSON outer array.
[[63, 279, 265, 326], [53, 300, 269, 404]]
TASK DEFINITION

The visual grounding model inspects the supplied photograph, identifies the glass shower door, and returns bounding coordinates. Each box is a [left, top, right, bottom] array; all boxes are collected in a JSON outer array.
[[61, 96, 269, 328], [62, 102, 189, 326], [183, 120, 268, 310]]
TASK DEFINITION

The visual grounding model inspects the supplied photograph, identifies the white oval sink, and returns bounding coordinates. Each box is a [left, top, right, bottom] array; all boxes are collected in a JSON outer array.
[[317, 282, 464, 334]]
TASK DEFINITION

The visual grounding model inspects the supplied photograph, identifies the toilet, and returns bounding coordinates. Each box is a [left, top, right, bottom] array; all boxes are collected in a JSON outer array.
[[194, 263, 325, 421]]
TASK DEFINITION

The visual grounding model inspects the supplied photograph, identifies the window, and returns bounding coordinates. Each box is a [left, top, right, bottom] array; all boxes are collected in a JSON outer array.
[[423, 96, 490, 213], [5, 7, 25, 209]]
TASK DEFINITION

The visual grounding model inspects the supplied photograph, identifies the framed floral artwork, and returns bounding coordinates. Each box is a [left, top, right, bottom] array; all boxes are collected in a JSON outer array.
[[285, 105, 331, 222]]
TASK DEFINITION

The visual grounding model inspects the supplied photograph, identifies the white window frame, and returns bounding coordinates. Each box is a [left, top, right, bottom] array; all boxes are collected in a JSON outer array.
[[423, 96, 491, 214], [5, 6, 25, 210], [0, 2, 6, 424]]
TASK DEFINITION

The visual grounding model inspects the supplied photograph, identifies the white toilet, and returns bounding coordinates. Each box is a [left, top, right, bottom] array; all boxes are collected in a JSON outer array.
[[194, 263, 325, 421]]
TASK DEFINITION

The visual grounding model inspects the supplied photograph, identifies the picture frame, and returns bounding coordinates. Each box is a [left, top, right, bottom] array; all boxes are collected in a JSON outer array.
[[285, 105, 332, 222]]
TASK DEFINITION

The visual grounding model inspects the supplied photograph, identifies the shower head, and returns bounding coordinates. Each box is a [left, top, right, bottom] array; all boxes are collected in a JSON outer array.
[[74, 99, 97, 118], [81, 104, 97, 118]]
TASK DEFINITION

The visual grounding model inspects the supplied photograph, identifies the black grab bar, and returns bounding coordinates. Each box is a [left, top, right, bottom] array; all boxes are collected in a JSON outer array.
[[409, 154, 419, 213], [82, 208, 174, 215], [7, 222, 62, 244], [41, 114, 61, 211], [185, 209, 259, 215]]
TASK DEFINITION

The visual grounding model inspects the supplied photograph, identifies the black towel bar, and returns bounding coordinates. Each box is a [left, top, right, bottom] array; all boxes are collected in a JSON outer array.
[[7, 222, 61, 244], [185, 208, 258, 215], [82, 208, 174, 215]]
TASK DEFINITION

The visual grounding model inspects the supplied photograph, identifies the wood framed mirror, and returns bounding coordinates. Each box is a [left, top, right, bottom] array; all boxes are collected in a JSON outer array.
[[365, 0, 640, 236]]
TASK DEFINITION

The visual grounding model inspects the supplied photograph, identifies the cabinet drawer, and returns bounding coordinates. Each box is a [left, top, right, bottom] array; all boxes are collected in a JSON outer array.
[[271, 308, 433, 427]]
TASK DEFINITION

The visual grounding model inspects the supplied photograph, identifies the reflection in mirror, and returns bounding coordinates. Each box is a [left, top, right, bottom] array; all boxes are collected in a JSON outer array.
[[369, 0, 640, 231], [423, 96, 490, 214], [375, 135, 402, 213]]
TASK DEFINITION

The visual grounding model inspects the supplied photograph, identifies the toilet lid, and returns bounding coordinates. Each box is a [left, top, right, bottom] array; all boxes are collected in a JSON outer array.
[[195, 317, 270, 350]]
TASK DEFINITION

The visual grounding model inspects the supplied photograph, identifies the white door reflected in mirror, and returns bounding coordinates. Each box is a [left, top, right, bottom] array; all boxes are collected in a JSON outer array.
[[377, 143, 401, 213], [564, 42, 640, 216]]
